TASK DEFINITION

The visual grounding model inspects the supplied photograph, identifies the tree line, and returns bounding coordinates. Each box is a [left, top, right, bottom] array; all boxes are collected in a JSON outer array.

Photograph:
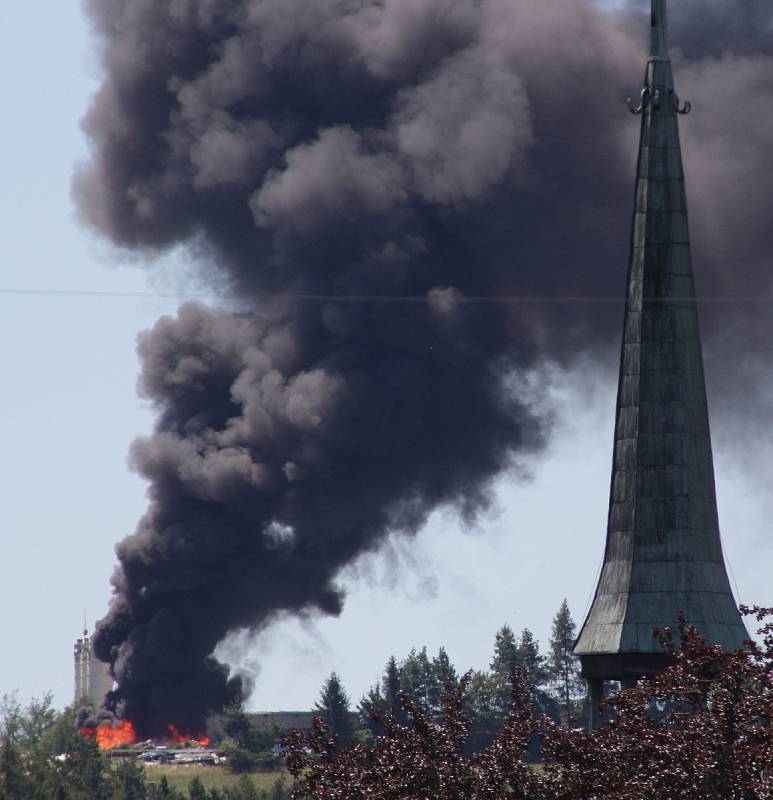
[[312, 598, 585, 756], [0, 698, 290, 800], [288, 606, 773, 799], [0, 599, 581, 799]]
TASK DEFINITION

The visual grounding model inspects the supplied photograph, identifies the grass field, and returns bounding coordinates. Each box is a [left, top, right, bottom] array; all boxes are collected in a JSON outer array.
[[145, 765, 288, 794]]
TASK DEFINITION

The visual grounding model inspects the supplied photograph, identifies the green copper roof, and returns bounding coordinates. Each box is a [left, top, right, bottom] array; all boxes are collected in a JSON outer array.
[[574, 0, 747, 661]]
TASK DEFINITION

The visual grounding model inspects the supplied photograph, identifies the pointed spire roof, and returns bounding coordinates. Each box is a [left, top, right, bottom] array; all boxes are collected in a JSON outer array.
[[651, 0, 668, 59], [574, 0, 747, 668]]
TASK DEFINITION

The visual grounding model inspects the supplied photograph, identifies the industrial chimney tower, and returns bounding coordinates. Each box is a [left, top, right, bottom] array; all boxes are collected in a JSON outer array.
[[573, 0, 748, 729], [74, 624, 114, 708]]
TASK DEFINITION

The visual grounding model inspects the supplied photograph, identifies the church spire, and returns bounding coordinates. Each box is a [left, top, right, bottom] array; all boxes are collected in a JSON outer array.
[[573, 0, 747, 730], [651, 0, 668, 59]]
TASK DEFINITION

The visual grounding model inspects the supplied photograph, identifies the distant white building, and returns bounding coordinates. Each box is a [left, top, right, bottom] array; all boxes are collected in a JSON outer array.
[[73, 627, 113, 707]]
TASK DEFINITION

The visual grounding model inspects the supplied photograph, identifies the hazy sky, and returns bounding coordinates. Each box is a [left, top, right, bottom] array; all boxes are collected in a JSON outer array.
[[0, 2, 769, 715]]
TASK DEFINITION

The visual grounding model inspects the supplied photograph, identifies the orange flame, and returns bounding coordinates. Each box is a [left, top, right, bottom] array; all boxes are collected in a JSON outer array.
[[80, 720, 137, 750], [80, 720, 210, 750], [168, 725, 210, 748]]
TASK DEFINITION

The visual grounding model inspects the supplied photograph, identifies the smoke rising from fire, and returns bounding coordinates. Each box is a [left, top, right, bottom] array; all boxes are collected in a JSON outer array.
[[76, 0, 773, 735]]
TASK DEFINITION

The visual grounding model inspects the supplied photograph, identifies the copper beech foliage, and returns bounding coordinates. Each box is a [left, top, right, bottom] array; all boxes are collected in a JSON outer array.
[[283, 608, 772, 800]]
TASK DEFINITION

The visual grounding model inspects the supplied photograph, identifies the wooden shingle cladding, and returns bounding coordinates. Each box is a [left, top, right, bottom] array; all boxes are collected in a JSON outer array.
[[573, 0, 747, 677]]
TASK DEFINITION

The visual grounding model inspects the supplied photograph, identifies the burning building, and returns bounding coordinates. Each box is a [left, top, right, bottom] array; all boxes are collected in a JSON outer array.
[[73, 626, 113, 708]]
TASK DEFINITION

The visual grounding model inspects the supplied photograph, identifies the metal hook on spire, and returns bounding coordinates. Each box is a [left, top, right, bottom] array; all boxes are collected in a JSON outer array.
[[627, 87, 662, 115], [672, 92, 691, 115], [627, 88, 649, 115], [627, 91, 645, 115]]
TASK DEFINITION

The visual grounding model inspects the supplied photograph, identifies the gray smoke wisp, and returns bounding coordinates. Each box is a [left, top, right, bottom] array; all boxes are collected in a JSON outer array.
[[76, 0, 773, 736]]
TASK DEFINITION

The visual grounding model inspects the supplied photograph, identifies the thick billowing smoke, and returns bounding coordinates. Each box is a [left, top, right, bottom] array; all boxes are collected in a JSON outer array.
[[76, 0, 773, 736]]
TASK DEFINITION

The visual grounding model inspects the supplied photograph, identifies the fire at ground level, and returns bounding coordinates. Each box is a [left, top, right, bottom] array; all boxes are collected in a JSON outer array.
[[80, 720, 210, 751]]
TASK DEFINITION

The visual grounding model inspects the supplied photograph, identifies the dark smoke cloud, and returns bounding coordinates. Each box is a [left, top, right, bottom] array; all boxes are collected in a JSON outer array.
[[76, 0, 773, 735]]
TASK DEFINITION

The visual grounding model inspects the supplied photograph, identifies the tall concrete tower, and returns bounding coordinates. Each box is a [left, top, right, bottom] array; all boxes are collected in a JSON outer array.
[[573, 0, 747, 729], [74, 625, 113, 707]]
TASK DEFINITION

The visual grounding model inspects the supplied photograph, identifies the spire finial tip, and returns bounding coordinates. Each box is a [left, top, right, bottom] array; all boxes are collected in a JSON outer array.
[[651, 0, 668, 58]]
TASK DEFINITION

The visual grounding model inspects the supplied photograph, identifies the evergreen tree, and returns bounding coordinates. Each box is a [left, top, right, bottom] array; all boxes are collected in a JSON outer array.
[[429, 648, 457, 718], [382, 656, 402, 721], [489, 624, 521, 719], [359, 655, 408, 735], [313, 673, 355, 747], [0, 695, 26, 800], [462, 670, 500, 755], [222, 701, 273, 753], [19, 694, 58, 796], [357, 683, 384, 736], [188, 777, 207, 800], [114, 759, 147, 800], [219, 700, 279, 774], [357, 684, 386, 736], [156, 776, 183, 800], [222, 701, 253, 750], [398, 648, 434, 712], [547, 599, 584, 723], [399, 647, 459, 722], [489, 625, 519, 677], [517, 628, 548, 689], [484, 624, 560, 758], [43, 708, 113, 800], [235, 775, 259, 800], [362, 649, 459, 731]]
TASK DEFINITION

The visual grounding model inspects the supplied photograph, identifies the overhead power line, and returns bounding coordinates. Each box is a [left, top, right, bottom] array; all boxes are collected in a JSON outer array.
[[0, 288, 769, 304]]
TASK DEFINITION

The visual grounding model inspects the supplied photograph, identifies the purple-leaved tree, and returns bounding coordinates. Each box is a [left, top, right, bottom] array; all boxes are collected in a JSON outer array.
[[285, 608, 773, 799]]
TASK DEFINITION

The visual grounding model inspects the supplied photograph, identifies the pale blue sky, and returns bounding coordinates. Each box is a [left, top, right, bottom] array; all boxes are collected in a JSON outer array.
[[0, 4, 179, 703], [0, 3, 767, 715]]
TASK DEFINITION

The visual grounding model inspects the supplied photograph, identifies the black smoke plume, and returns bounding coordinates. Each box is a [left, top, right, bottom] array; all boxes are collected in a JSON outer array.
[[76, 0, 773, 736]]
